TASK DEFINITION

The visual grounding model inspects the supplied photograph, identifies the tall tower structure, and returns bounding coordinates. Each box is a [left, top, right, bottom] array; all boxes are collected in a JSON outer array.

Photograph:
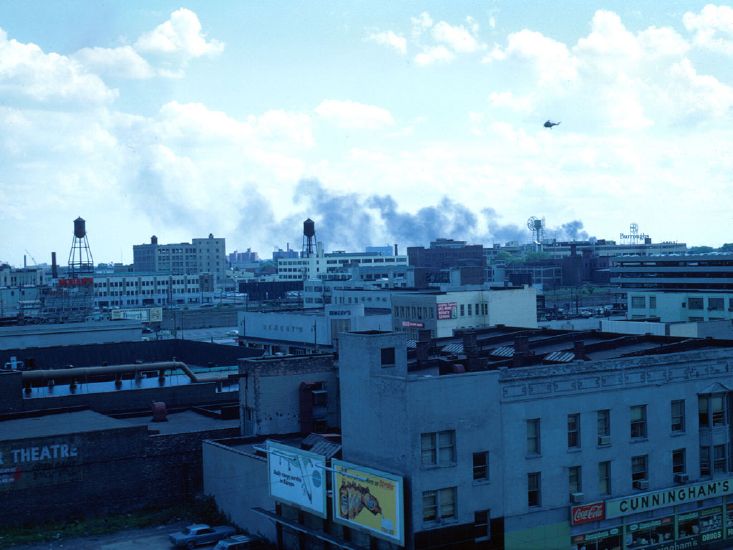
[[67, 217, 94, 277], [302, 218, 316, 258]]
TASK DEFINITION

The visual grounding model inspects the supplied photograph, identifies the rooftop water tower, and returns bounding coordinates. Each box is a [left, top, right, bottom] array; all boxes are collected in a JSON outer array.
[[67, 217, 94, 277], [302, 218, 316, 257]]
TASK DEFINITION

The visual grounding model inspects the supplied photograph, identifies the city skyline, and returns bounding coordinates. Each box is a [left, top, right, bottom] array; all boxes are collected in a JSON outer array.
[[1, 1, 732, 264]]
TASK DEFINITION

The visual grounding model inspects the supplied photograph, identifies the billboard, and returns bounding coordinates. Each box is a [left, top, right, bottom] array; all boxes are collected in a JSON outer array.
[[110, 307, 162, 322], [266, 440, 327, 518], [331, 459, 404, 546], [437, 302, 458, 320]]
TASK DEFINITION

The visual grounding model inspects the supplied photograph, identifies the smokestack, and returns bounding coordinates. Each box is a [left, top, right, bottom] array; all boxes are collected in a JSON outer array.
[[51, 252, 58, 279], [394, 243, 398, 256], [24, 255, 26, 268]]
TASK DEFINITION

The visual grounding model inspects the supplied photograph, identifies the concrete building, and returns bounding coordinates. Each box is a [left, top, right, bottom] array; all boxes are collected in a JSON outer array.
[[133, 233, 227, 285], [391, 287, 538, 339], [238, 304, 392, 354], [611, 254, 733, 322]]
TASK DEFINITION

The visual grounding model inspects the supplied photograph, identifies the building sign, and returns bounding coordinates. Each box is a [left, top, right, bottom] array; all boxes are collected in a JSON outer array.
[[0, 440, 82, 491], [401, 321, 424, 328], [331, 459, 404, 546], [606, 478, 733, 519], [571, 526, 621, 550], [571, 502, 605, 525], [266, 440, 327, 518], [437, 302, 458, 320], [111, 307, 163, 322]]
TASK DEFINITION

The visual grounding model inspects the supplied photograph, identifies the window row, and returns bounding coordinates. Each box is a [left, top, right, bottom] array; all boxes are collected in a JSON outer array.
[[420, 430, 490, 481]]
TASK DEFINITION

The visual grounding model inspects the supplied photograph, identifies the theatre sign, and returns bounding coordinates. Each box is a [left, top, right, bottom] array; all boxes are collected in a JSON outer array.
[[571, 477, 733, 524]]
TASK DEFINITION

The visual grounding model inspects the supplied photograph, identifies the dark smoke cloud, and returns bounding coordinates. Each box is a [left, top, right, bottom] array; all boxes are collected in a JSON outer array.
[[234, 179, 592, 252]]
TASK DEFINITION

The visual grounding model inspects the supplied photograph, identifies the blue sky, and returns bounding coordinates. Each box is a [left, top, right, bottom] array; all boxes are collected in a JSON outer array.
[[1, 1, 731, 264]]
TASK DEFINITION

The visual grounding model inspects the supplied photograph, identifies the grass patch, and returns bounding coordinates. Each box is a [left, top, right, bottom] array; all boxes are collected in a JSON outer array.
[[0, 495, 227, 549]]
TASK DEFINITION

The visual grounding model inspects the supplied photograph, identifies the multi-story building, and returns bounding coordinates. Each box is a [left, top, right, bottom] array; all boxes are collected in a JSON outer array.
[[611, 253, 733, 322], [204, 326, 733, 549], [277, 250, 408, 282], [92, 272, 215, 310], [408, 239, 486, 286], [133, 234, 227, 286]]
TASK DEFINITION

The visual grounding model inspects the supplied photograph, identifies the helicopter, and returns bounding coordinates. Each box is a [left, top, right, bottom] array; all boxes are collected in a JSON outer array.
[[544, 120, 561, 128]]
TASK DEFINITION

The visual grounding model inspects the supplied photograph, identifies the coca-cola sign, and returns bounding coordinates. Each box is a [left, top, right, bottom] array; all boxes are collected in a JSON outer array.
[[571, 502, 605, 525]]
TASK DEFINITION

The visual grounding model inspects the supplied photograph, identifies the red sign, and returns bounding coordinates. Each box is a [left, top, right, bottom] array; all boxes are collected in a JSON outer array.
[[571, 502, 605, 525], [58, 277, 93, 287]]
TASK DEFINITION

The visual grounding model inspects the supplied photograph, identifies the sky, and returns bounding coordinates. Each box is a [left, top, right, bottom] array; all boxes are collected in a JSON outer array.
[[1, 1, 733, 266]]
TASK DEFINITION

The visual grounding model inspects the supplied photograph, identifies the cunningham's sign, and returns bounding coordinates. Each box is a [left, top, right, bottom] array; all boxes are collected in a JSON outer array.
[[572, 478, 733, 524]]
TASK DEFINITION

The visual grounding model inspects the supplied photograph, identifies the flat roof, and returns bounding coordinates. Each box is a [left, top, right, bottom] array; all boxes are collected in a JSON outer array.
[[0, 410, 131, 441], [121, 410, 240, 435]]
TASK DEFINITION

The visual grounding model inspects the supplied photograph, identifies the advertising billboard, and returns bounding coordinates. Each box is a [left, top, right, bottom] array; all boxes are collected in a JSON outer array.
[[436, 302, 457, 320], [110, 307, 162, 322], [266, 440, 327, 518], [331, 459, 404, 546]]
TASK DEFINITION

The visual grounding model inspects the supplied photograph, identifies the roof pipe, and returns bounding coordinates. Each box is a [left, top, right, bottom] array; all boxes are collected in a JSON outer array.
[[20, 361, 199, 384]]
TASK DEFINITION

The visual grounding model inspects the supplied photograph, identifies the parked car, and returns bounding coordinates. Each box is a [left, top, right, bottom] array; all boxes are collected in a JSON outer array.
[[169, 524, 236, 548], [214, 534, 267, 549]]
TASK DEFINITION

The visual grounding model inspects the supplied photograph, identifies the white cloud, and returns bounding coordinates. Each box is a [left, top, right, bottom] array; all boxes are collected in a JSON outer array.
[[73, 45, 155, 79], [487, 29, 577, 84], [488, 91, 535, 113], [315, 100, 395, 129], [683, 4, 733, 55], [415, 45, 455, 66], [135, 8, 224, 58], [367, 30, 407, 55], [0, 27, 116, 105], [431, 20, 482, 53]]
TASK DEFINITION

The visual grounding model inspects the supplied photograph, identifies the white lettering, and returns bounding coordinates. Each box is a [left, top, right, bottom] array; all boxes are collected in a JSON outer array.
[[31, 447, 39, 461]]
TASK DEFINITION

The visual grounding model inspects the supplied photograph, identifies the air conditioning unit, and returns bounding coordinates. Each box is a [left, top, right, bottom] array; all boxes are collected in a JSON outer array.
[[597, 436, 611, 446], [633, 480, 649, 490], [674, 473, 689, 484], [570, 492, 584, 504]]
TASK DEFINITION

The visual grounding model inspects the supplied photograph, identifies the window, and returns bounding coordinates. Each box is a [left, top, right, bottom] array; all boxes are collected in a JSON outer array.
[[632, 455, 648, 485], [709, 297, 724, 311], [474, 510, 491, 543], [473, 452, 489, 481], [460, 304, 465, 316], [568, 413, 581, 449], [671, 400, 685, 432], [597, 409, 610, 444], [421, 431, 455, 467], [528, 472, 541, 507], [468, 304, 472, 316], [701, 446, 711, 477], [422, 487, 456, 522], [672, 449, 686, 475], [688, 297, 704, 310], [649, 296, 657, 309], [380, 347, 396, 367], [714, 444, 727, 473], [569, 466, 582, 494], [527, 419, 541, 455], [631, 296, 646, 308], [699, 395, 726, 427], [598, 461, 611, 495], [630, 405, 647, 438]]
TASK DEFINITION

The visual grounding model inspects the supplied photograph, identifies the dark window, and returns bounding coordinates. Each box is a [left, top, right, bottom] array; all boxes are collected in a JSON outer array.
[[598, 461, 611, 495], [631, 405, 647, 438], [528, 472, 541, 507], [569, 465, 582, 494], [673, 449, 686, 475], [421, 431, 456, 467], [701, 446, 711, 477], [422, 487, 456, 522], [632, 455, 648, 483], [714, 444, 727, 473], [474, 510, 491, 543], [568, 413, 581, 448], [527, 419, 541, 455], [380, 347, 396, 367], [672, 400, 685, 432], [473, 451, 489, 480]]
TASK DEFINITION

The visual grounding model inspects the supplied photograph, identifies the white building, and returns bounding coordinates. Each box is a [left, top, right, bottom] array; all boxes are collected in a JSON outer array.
[[277, 250, 408, 282], [92, 272, 215, 310], [391, 287, 538, 338]]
